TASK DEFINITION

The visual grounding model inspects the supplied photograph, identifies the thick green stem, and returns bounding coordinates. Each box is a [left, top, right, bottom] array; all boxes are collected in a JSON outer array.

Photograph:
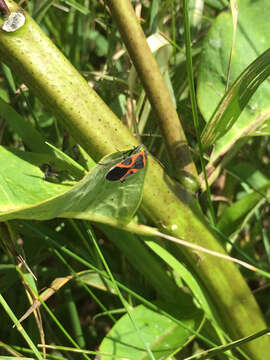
[[107, 0, 198, 189], [0, 2, 269, 358]]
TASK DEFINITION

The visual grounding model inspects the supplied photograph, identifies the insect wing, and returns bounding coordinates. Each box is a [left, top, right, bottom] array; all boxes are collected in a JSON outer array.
[[105, 166, 130, 181], [132, 151, 147, 169]]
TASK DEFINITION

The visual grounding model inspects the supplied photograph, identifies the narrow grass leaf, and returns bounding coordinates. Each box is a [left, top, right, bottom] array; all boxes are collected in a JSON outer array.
[[0, 294, 43, 360], [62, 0, 89, 15], [33, 0, 54, 23]]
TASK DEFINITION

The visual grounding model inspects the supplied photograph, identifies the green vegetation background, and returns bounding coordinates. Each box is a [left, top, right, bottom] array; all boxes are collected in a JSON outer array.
[[0, 0, 269, 359]]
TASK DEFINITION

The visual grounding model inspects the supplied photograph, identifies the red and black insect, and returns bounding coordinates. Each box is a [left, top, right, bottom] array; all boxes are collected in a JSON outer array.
[[105, 145, 147, 182]]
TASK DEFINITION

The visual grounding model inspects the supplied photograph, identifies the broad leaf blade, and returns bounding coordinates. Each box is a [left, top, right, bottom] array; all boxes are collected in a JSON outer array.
[[0, 147, 147, 225], [99, 304, 203, 360], [198, 0, 270, 158], [200, 48, 270, 151]]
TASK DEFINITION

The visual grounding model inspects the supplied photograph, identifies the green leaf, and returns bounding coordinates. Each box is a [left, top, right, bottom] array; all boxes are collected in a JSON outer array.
[[145, 240, 215, 321], [250, 117, 270, 136], [0, 147, 147, 226], [217, 182, 270, 236], [205, 0, 228, 10], [33, 0, 54, 23], [77, 270, 117, 294], [0, 97, 50, 153], [45, 141, 87, 179], [197, 0, 270, 161], [1, 356, 34, 360], [229, 162, 269, 190], [99, 304, 203, 360], [101, 227, 189, 304], [62, 0, 89, 15]]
